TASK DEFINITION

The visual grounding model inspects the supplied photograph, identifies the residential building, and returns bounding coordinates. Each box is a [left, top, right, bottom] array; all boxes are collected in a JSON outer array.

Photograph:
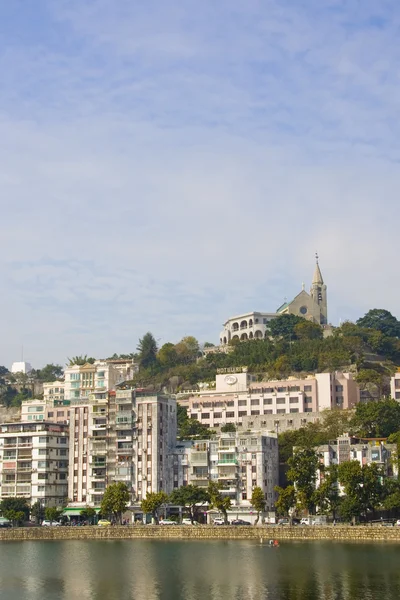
[[43, 381, 66, 406], [390, 372, 400, 401], [64, 361, 122, 403], [219, 256, 328, 345], [180, 371, 360, 430], [0, 421, 69, 507], [68, 389, 177, 509], [21, 398, 70, 425], [315, 434, 397, 486], [171, 431, 279, 511]]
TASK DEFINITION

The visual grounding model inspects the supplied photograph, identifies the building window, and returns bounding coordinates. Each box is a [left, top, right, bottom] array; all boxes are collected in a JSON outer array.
[[276, 398, 285, 404], [251, 410, 260, 416], [238, 400, 247, 407], [336, 385, 344, 392], [201, 413, 210, 419], [214, 412, 222, 419], [48, 412, 54, 417], [238, 411, 247, 417], [289, 397, 298, 404], [304, 385, 312, 392], [226, 412, 235, 418], [264, 410, 273, 414], [250, 399, 259, 406], [191, 414, 198, 420], [263, 398, 272, 405], [277, 409, 286, 414], [277, 387, 287, 393], [289, 408, 299, 413]]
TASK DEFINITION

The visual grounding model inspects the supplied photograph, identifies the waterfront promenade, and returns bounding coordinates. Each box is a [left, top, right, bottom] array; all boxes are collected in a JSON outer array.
[[1, 525, 400, 542]]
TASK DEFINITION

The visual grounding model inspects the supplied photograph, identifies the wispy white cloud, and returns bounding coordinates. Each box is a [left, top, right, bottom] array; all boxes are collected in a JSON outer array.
[[0, 0, 399, 366]]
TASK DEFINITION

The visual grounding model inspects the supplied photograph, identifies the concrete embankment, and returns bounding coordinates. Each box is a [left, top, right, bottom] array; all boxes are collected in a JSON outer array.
[[1, 525, 400, 542]]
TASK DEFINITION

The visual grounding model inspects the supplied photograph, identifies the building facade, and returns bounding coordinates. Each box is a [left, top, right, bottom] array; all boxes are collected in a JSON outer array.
[[68, 389, 177, 509], [171, 431, 279, 511], [180, 371, 360, 430], [390, 372, 400, 401], [315, 434, 397, 486], [0, 421, 69, 507], [64, 361, 122, 403]]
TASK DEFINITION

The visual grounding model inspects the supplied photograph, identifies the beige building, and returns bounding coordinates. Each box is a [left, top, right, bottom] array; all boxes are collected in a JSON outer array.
[[68, 389, 177, 509], [43, 381, 66, 406], [180, 370, 360, 430], [219, 256, 328, 345], [64, 361, 123, 403], [0, 421, 69, 507]]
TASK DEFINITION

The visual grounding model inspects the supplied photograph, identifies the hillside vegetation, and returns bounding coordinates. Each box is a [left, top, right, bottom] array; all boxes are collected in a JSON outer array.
[[129, 309, 400, 394]]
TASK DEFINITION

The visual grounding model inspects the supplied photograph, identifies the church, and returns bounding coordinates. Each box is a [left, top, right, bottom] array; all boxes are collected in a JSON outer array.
[[219, 256, 328, 345]]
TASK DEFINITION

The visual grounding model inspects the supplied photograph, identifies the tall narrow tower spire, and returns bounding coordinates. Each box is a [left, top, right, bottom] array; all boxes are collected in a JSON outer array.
[[312, 251, 324, 285]]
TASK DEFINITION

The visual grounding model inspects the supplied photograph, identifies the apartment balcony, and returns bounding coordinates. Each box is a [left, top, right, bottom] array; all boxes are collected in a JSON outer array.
[[17, 453, 32, 460], [91, 423, 107, 431], [220, 486, 238, 495], [190, 478, 209, 487], [218, 446, 236, 453], [217, 458, 238, 465]]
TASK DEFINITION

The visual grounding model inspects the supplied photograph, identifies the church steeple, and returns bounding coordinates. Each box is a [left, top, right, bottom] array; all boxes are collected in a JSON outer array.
[[312, 252, 324, 285], [310, 252, 328, 325]]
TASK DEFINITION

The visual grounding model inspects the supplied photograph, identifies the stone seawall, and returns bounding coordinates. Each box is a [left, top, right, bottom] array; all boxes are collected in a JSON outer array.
[[1, 526, 400, 542]]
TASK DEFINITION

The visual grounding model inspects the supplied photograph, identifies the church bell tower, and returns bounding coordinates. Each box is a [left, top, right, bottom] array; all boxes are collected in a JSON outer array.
[[310, 253, 328, 325]]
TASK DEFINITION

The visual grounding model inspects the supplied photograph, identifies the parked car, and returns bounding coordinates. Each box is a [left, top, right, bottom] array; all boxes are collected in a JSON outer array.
[[231, 519, 251, 526], [0, 518, 11, 528], [181, 518, 198, 525], [381, 521, 394, 527], [159, 519, 176, 525], [213, 518, 228, 526], [300, 518, 312, 526], [396, 520, 400, 526], [97, 519, 111, 527], [278, 518, 290, 526], [41, 520, 61, 527]]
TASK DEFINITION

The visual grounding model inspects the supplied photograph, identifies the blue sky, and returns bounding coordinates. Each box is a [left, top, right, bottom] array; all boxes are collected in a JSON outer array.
[[1, 0, 400, 368]]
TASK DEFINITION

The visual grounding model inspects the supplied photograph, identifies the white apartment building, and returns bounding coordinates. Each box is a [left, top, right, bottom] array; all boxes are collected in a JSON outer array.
[[390, 372, 400, 401], [68, 389, 177, 509], [43, 381, 66, 406], [171, 432, 279, 511], [0, 421, 69, 507], [21, 398, 70, 425], [64, 361, 122, 403], [181, 371, 360, 429], [11, 361, 32, 374]]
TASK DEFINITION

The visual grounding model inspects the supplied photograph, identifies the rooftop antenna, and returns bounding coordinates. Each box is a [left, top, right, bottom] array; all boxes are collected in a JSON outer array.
[[21, 344, 24, 362]]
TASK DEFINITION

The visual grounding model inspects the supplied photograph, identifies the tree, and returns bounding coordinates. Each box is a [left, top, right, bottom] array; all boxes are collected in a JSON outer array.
[[0, 366, 8, 377], [80, 506, 97, 524], [287, 448, 320, 513], [35, 364, 64, 382], [267, 314, 305, 340], [100, 482, 130, 524], [67, 355, 95, 366], [4, 510, 25, 526], [178, 409, 215, 440], [137, 333, 158, 369], [251, 487, 266, 525], [337, 461, 383, 522], [294, 321, 323, 341], [351, 399, 400, 438], [169, 485, 209, 523], [355, 369, 384, 399], [157, 343, 178, 368], [45, 507, 61, 524], [30, 501, 45, 524], [220, 423, 236, 433], [357, 309, 400, 338], [175, 337, 200, 364], [313, 465, 341, 519], [0, 498, 29, 520], [207, 482, 231, 524], [141, 491, 169, 524], [274, 485, 296, 517]]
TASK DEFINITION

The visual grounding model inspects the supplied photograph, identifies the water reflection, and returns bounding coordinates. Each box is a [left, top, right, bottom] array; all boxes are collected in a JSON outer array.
[[0, 540, 399, 600]]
